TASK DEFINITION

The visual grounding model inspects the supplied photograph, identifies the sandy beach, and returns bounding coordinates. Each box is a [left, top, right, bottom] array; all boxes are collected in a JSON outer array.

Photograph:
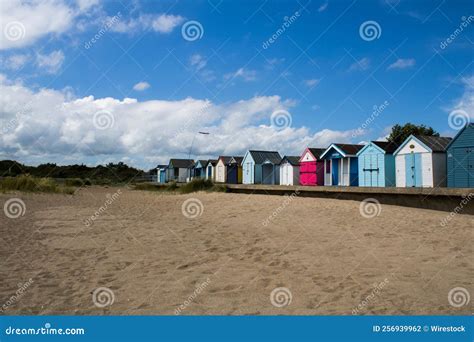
[[0, 186, 472, 315]]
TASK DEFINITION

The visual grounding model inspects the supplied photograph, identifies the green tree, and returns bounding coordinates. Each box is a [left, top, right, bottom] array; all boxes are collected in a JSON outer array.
[[387, 123, 439, 145]]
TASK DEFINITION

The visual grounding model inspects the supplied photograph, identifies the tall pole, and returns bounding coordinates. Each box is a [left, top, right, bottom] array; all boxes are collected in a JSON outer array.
[[188, 131, 210, 179]]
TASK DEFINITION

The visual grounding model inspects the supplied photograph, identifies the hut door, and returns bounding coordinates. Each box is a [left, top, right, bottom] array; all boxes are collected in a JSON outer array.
[[370, 153, 379, 186], [469, 149, 474, 187], [405, 154, 415, 187], [341, 159, 350, 186], [405, 153, 422, 187], [331, 159, 339, 185]]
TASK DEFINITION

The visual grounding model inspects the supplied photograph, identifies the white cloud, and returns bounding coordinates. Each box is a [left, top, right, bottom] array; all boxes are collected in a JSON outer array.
[[349, 57, 370, 71], [450, 75, 474, 120], [1, 54, 30, 70], [0, 0, 95, 50], [0, 76, 360, 168], [36, 50, 65, 74], [387, 58, 416, 70], [110, 14, 184, 34], [224, 68, 257, 82], [190, 54, 207, 71], [318, 2, 328, 12], [304, 79, 320, 87], [76, 0, 100, 12], [151, 14, 184, 33], [265, 57, 285, 70], [133, 81, 150, 91]]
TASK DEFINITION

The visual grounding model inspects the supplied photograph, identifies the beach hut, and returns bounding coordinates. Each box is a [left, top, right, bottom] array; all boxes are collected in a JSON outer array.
[[279, 156, 300, 186], [167, 159, 194, 183], [205, 159, 217, 182], [357, 141, 399, 187], [299, 148, 326, 186], [226, 156, 243, 184], [156, 165, 168, 183], [394, 135, 452, 187], [193, 160, 207, 179], [447, 123, 474, 188], [215, 156, 230, 183], [242, 150, 282, 185], [320, 144, 364, 186], [215, 156, 243, 183]]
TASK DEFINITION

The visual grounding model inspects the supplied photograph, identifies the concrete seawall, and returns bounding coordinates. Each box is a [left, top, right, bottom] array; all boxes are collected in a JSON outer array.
[[225, 184, 474, 215]]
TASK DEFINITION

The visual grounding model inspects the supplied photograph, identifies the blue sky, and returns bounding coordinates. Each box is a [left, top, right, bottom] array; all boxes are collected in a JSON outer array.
[[0, 0, 473, 169]]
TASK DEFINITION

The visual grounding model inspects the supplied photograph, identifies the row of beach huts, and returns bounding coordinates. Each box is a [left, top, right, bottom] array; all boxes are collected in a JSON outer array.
[[157, 124, 474, 188]]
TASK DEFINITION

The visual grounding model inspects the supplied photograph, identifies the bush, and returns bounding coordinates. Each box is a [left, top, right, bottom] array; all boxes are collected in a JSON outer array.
[[64, 178, 86, 187], [134, 183, 167, 191], [166, 181, 178, 191], [0, 175, 75, 194], [179, 178, 214, 194]]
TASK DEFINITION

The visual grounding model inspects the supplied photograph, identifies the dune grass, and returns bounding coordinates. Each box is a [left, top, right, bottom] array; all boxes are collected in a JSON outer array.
[[133, 178, 227, 194], [0, 175, 75, 194]]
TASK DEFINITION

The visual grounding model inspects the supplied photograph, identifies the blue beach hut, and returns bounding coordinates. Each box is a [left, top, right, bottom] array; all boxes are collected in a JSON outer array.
[[320, 144, 364, 186], [157, 165, 168, 183], [356, 141, 398, 187], [394, 135, 452, 187], [242, 150, 282, 185], [193, 160, 207, 179], [447, 123, 474, 188]]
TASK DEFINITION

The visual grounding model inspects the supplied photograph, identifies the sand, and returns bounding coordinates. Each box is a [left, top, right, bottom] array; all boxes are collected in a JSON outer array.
[[0, 186, 472, 315]]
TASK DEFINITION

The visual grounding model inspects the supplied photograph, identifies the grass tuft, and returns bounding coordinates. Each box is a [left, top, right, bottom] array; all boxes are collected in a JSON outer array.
[[0, 175, 75, 194], [133, 178, 227, 194]]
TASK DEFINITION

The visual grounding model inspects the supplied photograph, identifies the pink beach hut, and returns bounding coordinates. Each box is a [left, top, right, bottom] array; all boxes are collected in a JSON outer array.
[[299, 148, 326, 186]]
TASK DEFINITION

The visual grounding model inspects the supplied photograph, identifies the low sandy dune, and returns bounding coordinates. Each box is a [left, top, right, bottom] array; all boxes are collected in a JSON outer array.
[[0, 187, 472, 315]]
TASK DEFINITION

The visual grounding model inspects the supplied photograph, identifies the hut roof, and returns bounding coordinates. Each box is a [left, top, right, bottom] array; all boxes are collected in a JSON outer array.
[[206, 159, 218, 167], [321, 144, 364, 158], [307, 148, 326, 159], [230, 156, 244, 165], [195, 160, 207, 168], [218, 156, 233, 164], [169, 159, 194, 168], [414, 135, 452, 152], [372, 141, 399, 154], [248, 150, 282, 164], [280, 156, 300, 166]]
